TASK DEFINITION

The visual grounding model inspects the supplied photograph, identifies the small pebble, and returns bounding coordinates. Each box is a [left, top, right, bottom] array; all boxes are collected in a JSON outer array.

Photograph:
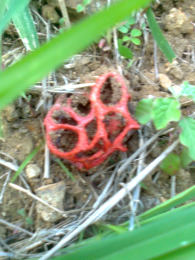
[[36, 181, 66, 222], [158, 73, 172, 90], [25, 164, 41, 179]]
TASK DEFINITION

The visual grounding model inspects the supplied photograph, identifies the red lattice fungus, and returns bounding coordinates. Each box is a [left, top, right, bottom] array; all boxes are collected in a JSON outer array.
[[44, 72, 140, 169]]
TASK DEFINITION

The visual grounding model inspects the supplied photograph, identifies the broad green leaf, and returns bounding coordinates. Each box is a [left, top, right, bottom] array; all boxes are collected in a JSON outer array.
[[139, 185, 195, 221], [130, 37, 141, 45], [0, 0, 30, 35], [180, 147, 193, 168], [0, 0, 151, 110], [118, 25, 129, 33], [130, 28, 142, 37], [160, 153, 181, 176], [122, 35, 130, 42], [179, 117, 195, 160], [135, 98, 153, 124], [181, 81, 195, 102], [11, 6, 39, 50], [118, 40, 133, 59], [76, 4, 84, 12], [153, 98, 181, 129], [83, 0, 91, 5], [146, 7, 176, 62], [50, 203, 195, 260]]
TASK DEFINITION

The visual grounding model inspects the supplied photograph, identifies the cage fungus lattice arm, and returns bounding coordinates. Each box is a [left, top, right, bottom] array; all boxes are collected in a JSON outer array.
[[44, 72, 140, 169]]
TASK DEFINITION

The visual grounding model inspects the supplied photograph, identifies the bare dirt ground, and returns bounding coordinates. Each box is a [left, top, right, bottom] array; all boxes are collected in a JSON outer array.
[[0, 0, 195, 258]]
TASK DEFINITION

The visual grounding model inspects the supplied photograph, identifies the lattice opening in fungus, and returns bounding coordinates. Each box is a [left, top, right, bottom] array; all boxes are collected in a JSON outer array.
[[50, 129, 78, 152], [52, 110, 77, 125], [100, 77, 121, 105], [86, 119, 97, 140], [103, 112, 126, 142], [71, 95, 91, 116]]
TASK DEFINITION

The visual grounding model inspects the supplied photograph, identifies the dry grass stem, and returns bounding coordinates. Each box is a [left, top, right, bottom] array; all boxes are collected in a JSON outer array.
[[40, 139, 179, 260], [0, 218, 33, 236], [9, 183, 67, 217], [129, 129, 145, 230], [0, 171, 11, 204], [58, 0, 71, 28], [118, 130, 164, 174]]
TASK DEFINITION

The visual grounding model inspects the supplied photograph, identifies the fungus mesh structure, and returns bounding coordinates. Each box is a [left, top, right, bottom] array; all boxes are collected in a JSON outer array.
[[44, 72, 140, 169]]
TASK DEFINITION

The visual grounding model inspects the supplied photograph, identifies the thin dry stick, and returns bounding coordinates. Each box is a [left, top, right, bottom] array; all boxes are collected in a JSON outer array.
[[40, 139, 179, 260], [129, 130, 145, 230], [43, 143, 50, 179], [171, 175, 176, 198], [113, 27, 123, 75], [0, 171, 11, 203], [58, 0, 71, 28], [0, 218, 33, 236], [0, 158, 31, 190], [9, 183, 66, 217], [118, 130, 164, 174]]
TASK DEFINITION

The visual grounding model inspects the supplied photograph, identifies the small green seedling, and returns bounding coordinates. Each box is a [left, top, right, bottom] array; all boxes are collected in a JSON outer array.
[[117, 16, 142, 61], [135, 81, 195, 171], [17, 208, 33, 227], [77, 0, 92, 13]]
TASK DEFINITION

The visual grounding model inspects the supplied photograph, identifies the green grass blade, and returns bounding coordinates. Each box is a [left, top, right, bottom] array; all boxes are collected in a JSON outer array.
[[146, 7, 176, 62], [139, 185, 195, 221], [55, 158, 75, 181], [11, 6, 39, 51], [0, 0, 30, 35], [154, 244, 195, 260], [0, 1, 7, 19], [50, 203, 195, 260], [0, 0, 151, 110], [0, 1, 7, 70], [11, 144, 42, 183]]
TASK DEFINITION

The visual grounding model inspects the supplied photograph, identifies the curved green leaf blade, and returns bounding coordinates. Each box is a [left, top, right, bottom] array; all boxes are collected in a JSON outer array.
[[139, 185, 195, 221], [135, 98, 153, 124], [0, 0, 30, 34], [179, 117, 195, 160], [50, 204, 195, 260], [11, 6, 39, 50], [153, 98, 181, 129], [0, 0, 151, 110], [146, 7, 176, 62]]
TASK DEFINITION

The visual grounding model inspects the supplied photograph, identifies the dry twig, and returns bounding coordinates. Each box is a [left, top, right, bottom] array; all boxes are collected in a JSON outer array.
[[40, 139, 179, 260]]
